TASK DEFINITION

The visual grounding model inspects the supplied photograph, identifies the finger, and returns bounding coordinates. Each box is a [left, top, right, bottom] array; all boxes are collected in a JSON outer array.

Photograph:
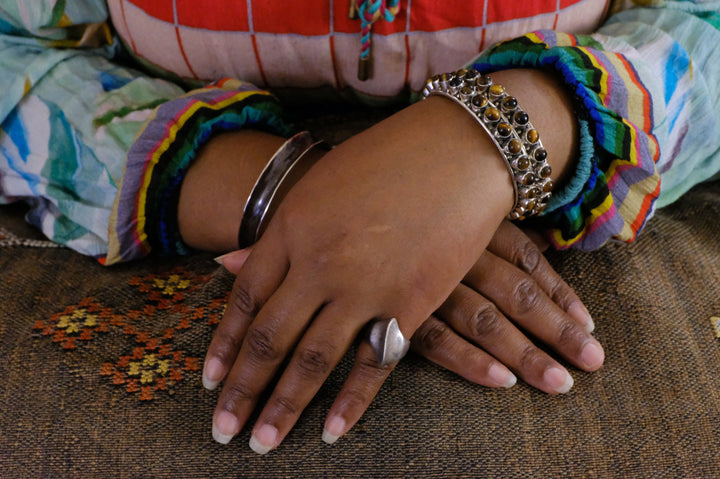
[[211, 275, 325, 445], [465, 252, 604, 372], [487, 221, 594, 333], [246, 302, 366, 454], [321, 341, 396, 445], [411, 315, 516, 388], [214, 247, 254, 274], [203, 238, 286, 391], [437, 283, 575, 394]]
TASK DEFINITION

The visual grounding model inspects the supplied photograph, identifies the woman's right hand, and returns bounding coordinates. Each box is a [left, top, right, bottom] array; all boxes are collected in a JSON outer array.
[[411, 220, 604, 394]]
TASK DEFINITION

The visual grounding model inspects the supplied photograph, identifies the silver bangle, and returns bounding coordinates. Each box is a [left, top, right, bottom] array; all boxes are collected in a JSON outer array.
[[422, 69, 553, 220], [238, 131, 329, 248]]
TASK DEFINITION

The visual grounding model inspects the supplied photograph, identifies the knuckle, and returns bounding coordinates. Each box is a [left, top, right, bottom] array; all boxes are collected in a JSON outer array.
[[222, 381, 255, 409], [516, 240, 541, 274], [518, 345, 543, 372], [513, 279, 542, 314], [230, 281, 259, 317], [413, 321, 450, 352], [296, 344, 333, 377], [357, 352, 392, 376], [212, 328, 244, 362], [550, 283, 574, 311], [245, 326, 281, 363], [556, 321, 581, 347], [469, 303, 504, 338], [272, 395, 300, 416]]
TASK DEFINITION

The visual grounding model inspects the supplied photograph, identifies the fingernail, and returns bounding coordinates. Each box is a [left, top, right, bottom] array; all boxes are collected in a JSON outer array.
[[322, 415, 346, 445], [212, 410, 239, 444], [543, 367, 574, 394], [213, 253, 231, 266], [580, 341, 605, 370], [488, 363, 517, 388], [249, 423, 278, 455], [202, 357, 224, 390], [568, 302, 594, 333]]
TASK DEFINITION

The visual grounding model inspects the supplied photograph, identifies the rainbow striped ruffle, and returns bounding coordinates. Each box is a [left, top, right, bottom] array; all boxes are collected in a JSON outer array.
[[106, 79, 291, 265], [474, 31, 661, 250]]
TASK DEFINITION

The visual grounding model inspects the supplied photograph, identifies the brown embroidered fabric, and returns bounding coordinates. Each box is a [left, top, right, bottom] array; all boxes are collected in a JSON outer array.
[[1, 109, 719, 478]]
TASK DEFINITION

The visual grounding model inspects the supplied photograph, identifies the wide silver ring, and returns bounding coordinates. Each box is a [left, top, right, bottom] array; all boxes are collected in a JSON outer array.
[[368, 318, 410, 366]]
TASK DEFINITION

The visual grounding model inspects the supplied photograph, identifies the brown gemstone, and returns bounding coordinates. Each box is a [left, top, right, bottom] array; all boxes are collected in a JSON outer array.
[[521, 173, 538, 185], [477, 75, 493, 88], [496, 122, 511, 137], [489, 84, 505, 97], [449, 76, 463, 88], [502, 96, 518, 111], [440, 72, 452, 82], [460, 86, 474, 97], [523, 199, 536, 210], [508, 139, 523, 155], [456, 68, 468, 78], [534, 148, 547, 162], [543, 180, 554, 193], [514, 156, 531, 170], [526, 129, 539, 143], [514, 111, 529, 125], [471, 95, 487, 109], [484, 107, 501, 122], [538, 165, 552, 178], [464, 69, 479, 81]]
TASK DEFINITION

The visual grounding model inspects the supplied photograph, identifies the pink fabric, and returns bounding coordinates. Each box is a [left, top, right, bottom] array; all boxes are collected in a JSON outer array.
[[108, 0, 609, 97]]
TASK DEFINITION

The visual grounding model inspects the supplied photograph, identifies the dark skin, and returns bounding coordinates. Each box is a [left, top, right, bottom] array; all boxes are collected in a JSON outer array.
[[177, 68, 603, 453]]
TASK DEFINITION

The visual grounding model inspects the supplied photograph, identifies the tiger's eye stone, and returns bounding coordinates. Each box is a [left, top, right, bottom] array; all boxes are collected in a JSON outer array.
[[534, 148, 547, 162], [538, 165, 552, 178], [440, 72, 452, 83], [520, 172, 538, 185], [460, 86, 474, 97], [501, 96, 518, 111], [471, 94, 488, 109], [464, 69, 479, 81], [489, 84, 505, 97], [508, 139, 523, 155], [522, 199, 536, 210], [514, 156, 531, 170], [496, 122, 512, 137], [477, 75, 493, 88], [526, 129, 539, 143], [456, 68, 469, 77], [484, 107, 501, 122], [543, 180, 554, 193], [514, 111, 529, 125]]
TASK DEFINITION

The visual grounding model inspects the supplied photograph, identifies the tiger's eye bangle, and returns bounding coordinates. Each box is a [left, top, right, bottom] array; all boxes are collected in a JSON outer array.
[[422, 69, 552, 220], [238, 131, 330, 248]]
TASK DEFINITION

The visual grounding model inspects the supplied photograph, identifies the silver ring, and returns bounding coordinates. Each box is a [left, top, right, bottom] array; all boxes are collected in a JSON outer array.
[[368, 318, 410, 366]]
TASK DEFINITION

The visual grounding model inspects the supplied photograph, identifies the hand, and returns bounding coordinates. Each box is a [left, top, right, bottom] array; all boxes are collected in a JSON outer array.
[[202, 96, 517, 454], [411, 220, 604, 394], [201, 69, 580, 453]]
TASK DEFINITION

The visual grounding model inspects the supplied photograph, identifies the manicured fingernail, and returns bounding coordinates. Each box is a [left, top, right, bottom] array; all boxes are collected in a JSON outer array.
[[322, 416, 346, 445], [580, 341, 605, 370], [543, 367, 574, 394], [203, 357, 224, 390], [489, 363, 517, 388], [568, 302, 594, 333], [213, 253, 231, 266], [249, 424, 278, 455], [212, 411, 239, 445]]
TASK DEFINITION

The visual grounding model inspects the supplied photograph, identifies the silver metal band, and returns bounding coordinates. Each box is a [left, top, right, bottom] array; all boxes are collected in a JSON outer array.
[[238, 131, 329, 248], [422, 69, 553, 220]]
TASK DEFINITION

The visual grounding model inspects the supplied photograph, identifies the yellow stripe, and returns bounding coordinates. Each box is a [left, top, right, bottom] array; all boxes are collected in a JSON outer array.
[[552, 191, 616, 247], [134, 90, 271, 246], [23, 76, 32, 96]]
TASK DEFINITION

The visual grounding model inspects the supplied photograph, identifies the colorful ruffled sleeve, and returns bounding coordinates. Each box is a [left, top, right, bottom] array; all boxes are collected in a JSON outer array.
[[472, 0, 720, 250], [0, 0, 291, 265]]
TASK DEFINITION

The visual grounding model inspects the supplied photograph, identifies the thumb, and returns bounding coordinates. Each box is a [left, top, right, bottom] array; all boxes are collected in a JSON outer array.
[[214, 248, 253, 274]]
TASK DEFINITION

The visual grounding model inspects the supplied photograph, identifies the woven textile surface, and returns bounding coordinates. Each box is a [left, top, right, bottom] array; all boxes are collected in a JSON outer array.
[[1, 108, 720, 478]]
